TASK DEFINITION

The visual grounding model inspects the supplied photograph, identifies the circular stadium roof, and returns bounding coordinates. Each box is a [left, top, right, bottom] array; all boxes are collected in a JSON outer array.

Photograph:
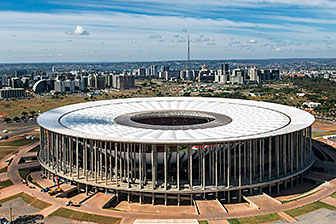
[[37, 97, 315, 144]]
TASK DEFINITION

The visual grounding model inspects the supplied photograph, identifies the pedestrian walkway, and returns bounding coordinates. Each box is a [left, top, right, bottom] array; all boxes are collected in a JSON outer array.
[[195, 200, 227, 216], [34, 204, 60, 217], [321, 196, 336, 207], [133, 219, 198, 223], [277, 211, 297, 223]]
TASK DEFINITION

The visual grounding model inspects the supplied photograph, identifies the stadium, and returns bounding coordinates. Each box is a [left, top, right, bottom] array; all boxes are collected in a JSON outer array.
[[37, 97, 315, 206]]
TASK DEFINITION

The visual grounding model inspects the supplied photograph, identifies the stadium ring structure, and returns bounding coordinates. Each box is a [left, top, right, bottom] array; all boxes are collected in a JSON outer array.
[[37, 97, 315, 206]]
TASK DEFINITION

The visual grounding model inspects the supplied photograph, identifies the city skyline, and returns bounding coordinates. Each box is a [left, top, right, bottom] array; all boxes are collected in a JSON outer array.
[[0, 0, 336, 63]]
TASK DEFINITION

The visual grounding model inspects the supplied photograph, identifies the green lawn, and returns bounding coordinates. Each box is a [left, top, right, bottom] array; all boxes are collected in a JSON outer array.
[[198, 221, 208, 224], [0, 192, 50, 210], [0, 138, 38, 147], [50, 208, 121, 224], [0, 179, 13, 189], [0, 146, 17, 160], [312, 130, 336, 138], [20, 192, 51, 209], [19, 169, 30, 180], [29, 145, 40, 152], [331, 192, 336, 199], [228, 213, 282, 224], [0, 166, 7, 173], [0, 192, 22, 203], [284, 201, 336, 217]]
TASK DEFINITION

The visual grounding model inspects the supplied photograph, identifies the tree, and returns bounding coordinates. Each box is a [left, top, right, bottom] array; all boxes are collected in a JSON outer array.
[[4, 117, 11, 123], [13, 116, 20, 122], [29, 111, 36, 116], [21, 111, 28, 116]]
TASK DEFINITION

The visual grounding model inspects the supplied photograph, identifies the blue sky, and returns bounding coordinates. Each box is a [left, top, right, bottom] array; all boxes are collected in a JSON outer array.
[[0, 0, 335, 63]]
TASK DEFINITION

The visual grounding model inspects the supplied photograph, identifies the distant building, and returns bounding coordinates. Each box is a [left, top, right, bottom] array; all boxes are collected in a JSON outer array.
[[113, 74, 135, 90], [165, 70, 180, 80], [54, 80, 65, 92], [94, 75, 106, 89], [0, 87, 25, 99], [135, 68, 145, 77]]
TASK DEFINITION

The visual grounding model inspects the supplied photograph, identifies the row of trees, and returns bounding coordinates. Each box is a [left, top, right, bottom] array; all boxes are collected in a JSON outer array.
[[3, 111, 37, 123]]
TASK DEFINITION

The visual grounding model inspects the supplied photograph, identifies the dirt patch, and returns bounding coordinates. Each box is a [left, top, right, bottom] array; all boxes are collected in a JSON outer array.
[[313, 120, 336, 131], [0, 112, 7, 118], [23, 105, 33, 108]]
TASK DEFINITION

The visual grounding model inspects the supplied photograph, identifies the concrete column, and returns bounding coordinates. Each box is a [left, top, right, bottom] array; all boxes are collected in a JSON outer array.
[[63, 135, 66, 173], [69, 137, 72, 177], [90, 140, 93, 179], [223, 143, 226, 186], [202, 145, 206, 190], [127, 143, 130, 188], [238, 141, 241, 187], [249, 140, 252, 193], [284, 134, 287, 176], [215, 143, 218, 189], [269, 137, 272, 180], [276, 136, 280, 178], [40, 128, 43, 161], [94, 141, 97, 183], [262, 138, 265, 180], [76, 137, 79, 178], [244, 141, 247, 182], [227, 142, 231, 188], [177, 145, 180, 190], [309, 126, 312, 160], [110, 142, 113, 182], [189, 144, 193, 189], [105, 142, 108, 185], [198, 147, 201, 185], [233, 142, 237, 184], [152, 144, 155, 190], [115, 143, 119, 186], [119, 143, 123, 183], [84, 139, 88, 181], [100, 141, 103, 181], [259, 139, 262, 183], [164, 144, 168, 190]]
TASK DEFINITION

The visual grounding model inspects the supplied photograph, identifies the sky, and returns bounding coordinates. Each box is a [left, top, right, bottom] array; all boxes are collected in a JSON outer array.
[[0, 0, 335, 63]]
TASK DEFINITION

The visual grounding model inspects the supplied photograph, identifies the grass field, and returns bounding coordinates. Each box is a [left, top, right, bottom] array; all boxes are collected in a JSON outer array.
[[0, 192, 50, 210], [284, 201, 336, 217], [50, 208, 121, 224], [20, 192, 51, 209], [19, 169, 30, 180], [0, 138, 38, 147], [0, 179, 13, 189], [331, 192, 336, 199], [0, 166, 7, 173], [228, 213, 283, 224], [312, 130, 336, 138], [198, 221, 208, 224], [0, 192, 22, 203], [0, 146, 18, 160], [29, 145, 40, 152]]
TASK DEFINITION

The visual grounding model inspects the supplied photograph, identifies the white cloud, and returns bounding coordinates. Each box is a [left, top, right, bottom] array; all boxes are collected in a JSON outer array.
[[131, 40, 138, 44], [275, 48, 281, 51], [66, 25, 90, 36], [248, 39, 257, 43]]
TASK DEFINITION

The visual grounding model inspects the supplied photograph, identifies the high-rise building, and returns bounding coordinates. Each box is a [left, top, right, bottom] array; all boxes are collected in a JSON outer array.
[[0, 87, 25, 99], [95, 75, 106, 89], [112, 74, 135, 89], [54, 80, 65, 92], [221, 63, 229, 74]]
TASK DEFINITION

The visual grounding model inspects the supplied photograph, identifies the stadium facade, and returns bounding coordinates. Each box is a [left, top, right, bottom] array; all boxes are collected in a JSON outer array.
[[37, 97, 315, 205]]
